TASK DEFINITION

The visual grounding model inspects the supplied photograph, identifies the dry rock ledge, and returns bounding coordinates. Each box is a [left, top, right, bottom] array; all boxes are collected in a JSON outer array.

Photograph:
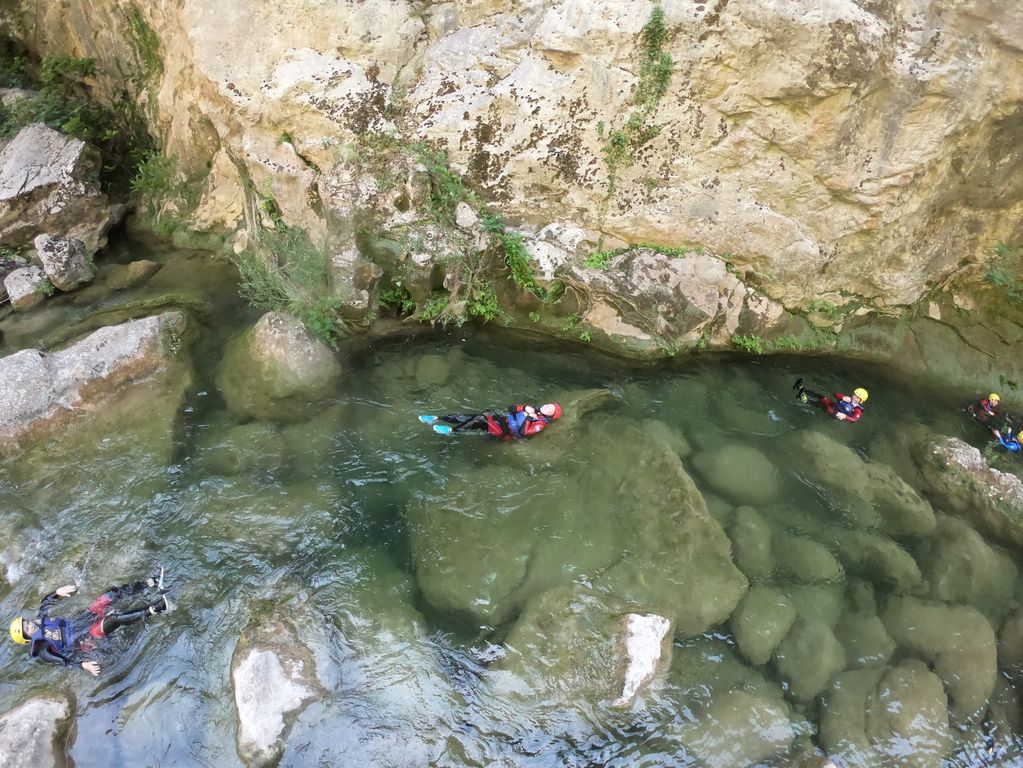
[[0, 695, 72, 768], [0, 312, 187, 456]]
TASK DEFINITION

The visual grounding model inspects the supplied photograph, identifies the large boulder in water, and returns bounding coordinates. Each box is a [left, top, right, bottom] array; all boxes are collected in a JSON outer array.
[[821, 661, 954, 768], [772, 619, 846, 701], [0, 311, 189, 456], [594, 429, 749, 637], [728, 505, 774, 580], [0, 123, 122, 251], [790, 430, 936, 534], [729, 585, 796, 666], [673, 689, 796, 768], [690, 443, 780, 506], [216, 311, 342, 422], [232, 615, 322, 768], [916, 515, 1018, 624], [494, 585, 673, 709], [865, 661, 955, 767], [913, 436, 1023, 550], [836, 610, 895, 669], [830, 528, 923, 593], [772, 531, 844, 584], [882, 595, 997, 722], [0, 695, 72, 768]]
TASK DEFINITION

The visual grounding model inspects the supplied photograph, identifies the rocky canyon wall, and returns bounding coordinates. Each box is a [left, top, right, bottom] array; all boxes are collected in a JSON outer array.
[[3, 0, 1023, 367]]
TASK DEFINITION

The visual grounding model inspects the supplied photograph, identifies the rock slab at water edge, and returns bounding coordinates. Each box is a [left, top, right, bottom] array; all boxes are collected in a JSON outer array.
[[232, 616, 322, 768], [612, 613, 673, 707], [915, 436, 1023, 551], [3, 265, 47, 311], [0, 311, 188, 455], [0, 696, 71, 768]]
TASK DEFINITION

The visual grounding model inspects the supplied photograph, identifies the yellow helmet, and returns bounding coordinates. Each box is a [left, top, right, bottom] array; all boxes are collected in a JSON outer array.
[[9, 617, 27, 645], [990, 393, 1001, 403], [853, 388, 869, 403]]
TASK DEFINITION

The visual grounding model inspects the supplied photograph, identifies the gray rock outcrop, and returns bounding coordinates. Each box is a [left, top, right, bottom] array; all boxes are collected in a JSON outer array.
[[232, 616, 322, 768], [0, 312, 188, 455], [0, 123, 121, 252], [33, 234, 94, 291], [612, 613, 674, 707], [0, 696, 72, 768], [216, 311, 342, 421], [914, 436, 1023, 550], [3, 266, 47, 311]]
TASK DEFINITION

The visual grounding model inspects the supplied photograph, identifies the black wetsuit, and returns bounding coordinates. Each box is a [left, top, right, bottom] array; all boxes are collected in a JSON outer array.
[[439, 405, 551, 438], [27, 581, 165, 668]]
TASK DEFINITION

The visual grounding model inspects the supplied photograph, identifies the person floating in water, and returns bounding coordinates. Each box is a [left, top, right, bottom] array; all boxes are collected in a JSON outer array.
[[8, 570, 174, 676], [993, 426, 1022, 453], [794, 378, 868, 422], [419, 402, 562, 437], [967, 392, 1002, 427]]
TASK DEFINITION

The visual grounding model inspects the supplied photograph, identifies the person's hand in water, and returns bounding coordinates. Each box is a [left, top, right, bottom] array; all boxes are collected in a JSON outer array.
[[81, 661, 100, 676], [55, 585, 77, 598]]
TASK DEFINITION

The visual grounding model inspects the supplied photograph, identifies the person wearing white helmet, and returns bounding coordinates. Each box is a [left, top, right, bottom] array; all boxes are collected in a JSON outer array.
[[794, 378, 868, 422]]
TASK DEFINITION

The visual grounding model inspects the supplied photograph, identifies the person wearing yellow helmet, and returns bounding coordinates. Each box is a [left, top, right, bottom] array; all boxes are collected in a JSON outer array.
[[794, 378, 868, 423], [8, 570, 173, 676]]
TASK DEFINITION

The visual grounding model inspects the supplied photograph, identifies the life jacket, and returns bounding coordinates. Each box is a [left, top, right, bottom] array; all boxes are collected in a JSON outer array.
[[835, 399, 856, 416], [28, 616, 71, 657]]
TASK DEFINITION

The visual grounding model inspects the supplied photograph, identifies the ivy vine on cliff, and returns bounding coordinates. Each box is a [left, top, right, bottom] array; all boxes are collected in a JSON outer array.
[[597, 4, 674, 240]]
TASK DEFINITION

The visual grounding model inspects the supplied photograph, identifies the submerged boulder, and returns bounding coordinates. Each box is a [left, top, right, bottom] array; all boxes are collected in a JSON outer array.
[[496, 586, 672, 708], [914, 436, 1023, 551], [0, 123, 122, 251], [916, 515, 1018, 624], [772, 532, 845, 584], [232, 615, 322, 768], [790, 430, 935, 534], [821, 662, 954, 768], [729, 585, 796, 666], [3, 265, 47, 311], [0, 312, 189, 456], [865, 661, 955, 768], [0, 695, 72, 768], [882, 596, 997, 722], [728, 505, 774, 580], [831, 529, 923, 593], [34, 234, 94, 291], [674, 689, 796, 768], [1001, 604, 1023, 677], [216, 311, 342, 422], [836, 611, 895, 669], [772, 619, 846, 701], [691, 443, 780, 506]]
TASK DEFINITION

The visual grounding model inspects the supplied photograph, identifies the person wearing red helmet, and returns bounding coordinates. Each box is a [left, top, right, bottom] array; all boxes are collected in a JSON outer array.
[[420, 402, 562, 438]]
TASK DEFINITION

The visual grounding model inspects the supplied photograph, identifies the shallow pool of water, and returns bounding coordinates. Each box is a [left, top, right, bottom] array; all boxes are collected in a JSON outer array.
[[0, 243, 1021, 767]]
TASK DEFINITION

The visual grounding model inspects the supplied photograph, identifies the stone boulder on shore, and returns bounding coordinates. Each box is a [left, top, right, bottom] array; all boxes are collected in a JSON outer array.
[[0, 123, 122, 252], [913, 436, 1023, 550]]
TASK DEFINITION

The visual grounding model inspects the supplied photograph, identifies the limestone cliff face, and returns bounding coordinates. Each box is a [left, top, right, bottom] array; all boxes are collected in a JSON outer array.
[[6, 0, 1023, 312]]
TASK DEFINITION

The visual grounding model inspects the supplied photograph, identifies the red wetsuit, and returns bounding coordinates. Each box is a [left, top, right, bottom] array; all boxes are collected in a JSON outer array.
[[819, 393, 863, 423]]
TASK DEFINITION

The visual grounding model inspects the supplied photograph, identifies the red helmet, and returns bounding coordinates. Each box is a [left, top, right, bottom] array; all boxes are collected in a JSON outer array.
[[540, 403, 562, 420]]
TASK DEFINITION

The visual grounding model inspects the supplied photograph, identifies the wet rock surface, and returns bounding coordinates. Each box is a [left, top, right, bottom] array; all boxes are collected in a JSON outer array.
[[33, 234, 94, 292], [915, 436, 1023, 549], [216, 311, 342, 422], [0, 695, 72, 768], [232, 615, 322, 768], [0, 311, 188, 455]]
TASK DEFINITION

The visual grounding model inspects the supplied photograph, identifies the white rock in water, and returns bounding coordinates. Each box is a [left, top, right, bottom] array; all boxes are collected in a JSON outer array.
[[0, 696, 71, 767], [233, 648, 316, 767], [612, 613, 672, 707], [3, 265, 47, 311]]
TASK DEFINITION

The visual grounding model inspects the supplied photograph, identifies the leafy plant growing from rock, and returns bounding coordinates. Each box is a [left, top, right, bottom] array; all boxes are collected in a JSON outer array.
[[985, 242, 1022, 301], [596, 5, 674, 239]]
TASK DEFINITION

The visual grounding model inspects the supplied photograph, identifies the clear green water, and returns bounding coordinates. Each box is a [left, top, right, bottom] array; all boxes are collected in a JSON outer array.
[[0, 242, 1020, 767]]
